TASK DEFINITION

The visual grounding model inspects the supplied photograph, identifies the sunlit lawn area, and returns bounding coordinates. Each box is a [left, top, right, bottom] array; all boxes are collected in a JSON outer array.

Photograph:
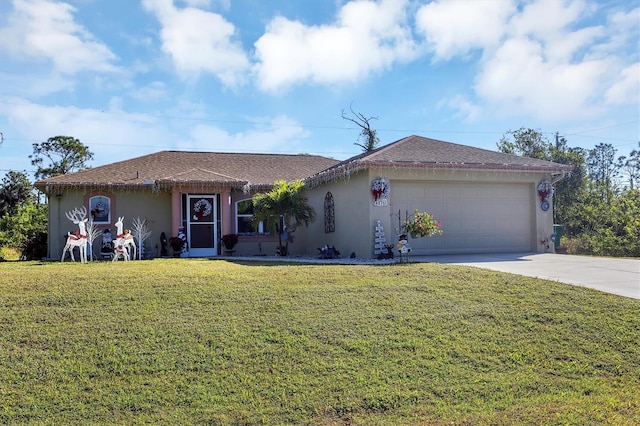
[[1, 259, 638, 425]]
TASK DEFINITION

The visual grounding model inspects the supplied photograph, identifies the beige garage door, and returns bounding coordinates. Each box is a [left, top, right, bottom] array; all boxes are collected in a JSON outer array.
[[391, 181, 533, 255]]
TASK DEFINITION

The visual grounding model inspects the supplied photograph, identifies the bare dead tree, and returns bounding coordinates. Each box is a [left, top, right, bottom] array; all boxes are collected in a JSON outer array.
[[341, 104, 380, 153]]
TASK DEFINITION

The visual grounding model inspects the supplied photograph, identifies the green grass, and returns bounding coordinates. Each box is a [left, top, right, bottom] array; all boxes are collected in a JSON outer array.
[[1, 259, 638, 425]]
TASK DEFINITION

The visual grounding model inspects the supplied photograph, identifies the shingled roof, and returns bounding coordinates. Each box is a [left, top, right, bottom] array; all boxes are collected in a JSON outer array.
[[305, 135, 573, 187], [34, 151, 341, 192], [35, 136, 573, 193]]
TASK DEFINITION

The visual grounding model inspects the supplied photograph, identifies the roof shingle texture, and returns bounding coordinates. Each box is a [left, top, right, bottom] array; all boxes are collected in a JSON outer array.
[[35, 136, 571, 191], [349, 135, 572, 169], [35, 151, 340, 190]]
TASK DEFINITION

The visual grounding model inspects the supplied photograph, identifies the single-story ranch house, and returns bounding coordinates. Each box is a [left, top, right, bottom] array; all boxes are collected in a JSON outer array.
[[35, 135, 572, 260]]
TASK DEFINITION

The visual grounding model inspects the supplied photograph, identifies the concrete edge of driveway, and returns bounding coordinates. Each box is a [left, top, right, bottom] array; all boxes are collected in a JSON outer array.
[[420, 252, 640, 300]]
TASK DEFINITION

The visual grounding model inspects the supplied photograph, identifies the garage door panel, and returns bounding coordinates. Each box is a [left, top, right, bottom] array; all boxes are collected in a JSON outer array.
[[392, 181, 532, 254]]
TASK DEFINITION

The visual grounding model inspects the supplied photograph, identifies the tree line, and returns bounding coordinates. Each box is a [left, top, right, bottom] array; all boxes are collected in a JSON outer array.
[[1, 131, 639, 260], [498, 128, 639, 257], [0, 136, 93, 260]]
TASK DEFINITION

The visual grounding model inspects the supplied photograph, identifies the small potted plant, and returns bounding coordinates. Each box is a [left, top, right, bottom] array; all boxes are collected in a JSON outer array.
[[221, 233, 238, 250], [168, 236, 185, 256]]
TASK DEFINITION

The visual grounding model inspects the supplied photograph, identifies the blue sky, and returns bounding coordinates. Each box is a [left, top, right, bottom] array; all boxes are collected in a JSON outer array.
[[1, 0, 638, 179]]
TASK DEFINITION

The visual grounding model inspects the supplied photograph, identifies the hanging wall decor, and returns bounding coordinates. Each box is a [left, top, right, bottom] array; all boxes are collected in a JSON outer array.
[[537, 179, 553, 201], [371, 177, 390, 206], [537, 179, 553, 211], [324, 192, 335, 233]]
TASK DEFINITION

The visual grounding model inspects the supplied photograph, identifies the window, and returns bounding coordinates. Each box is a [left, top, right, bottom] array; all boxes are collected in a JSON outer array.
[[236, 199, 265, 235], [89, 195, 111, 224]]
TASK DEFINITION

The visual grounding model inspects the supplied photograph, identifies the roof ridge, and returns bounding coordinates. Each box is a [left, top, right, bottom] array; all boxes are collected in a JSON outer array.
[[164, 150, 330, 159]]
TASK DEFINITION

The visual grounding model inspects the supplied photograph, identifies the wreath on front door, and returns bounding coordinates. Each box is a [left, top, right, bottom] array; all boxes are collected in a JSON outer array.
[[193, 198, 212, 219]]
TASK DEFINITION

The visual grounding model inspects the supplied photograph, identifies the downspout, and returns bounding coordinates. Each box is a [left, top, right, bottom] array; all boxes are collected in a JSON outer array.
[[551, 170, 567, 185], [550, 170, 569, 246]]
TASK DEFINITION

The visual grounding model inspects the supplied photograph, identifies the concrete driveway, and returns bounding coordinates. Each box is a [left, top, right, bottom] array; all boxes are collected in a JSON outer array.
[[422, 253, 640, 299]]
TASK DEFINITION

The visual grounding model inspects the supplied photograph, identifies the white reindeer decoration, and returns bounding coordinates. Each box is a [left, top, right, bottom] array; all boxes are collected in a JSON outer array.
[[61, 206, 89, 263], [113, 216, 134, 261], [123, 229, 136, 260]]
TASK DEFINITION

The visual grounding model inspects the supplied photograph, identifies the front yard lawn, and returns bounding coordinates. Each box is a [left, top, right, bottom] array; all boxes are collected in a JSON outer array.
[[1, 259, 638, 425]]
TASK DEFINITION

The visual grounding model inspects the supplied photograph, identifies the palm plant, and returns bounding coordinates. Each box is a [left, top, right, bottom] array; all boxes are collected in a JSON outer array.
[[252, 180, 316, 256]]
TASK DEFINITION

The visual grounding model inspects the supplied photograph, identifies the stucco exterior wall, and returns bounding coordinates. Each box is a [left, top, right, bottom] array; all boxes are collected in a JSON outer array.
[[48, 189, 172, 260], [46, 166, 558, 260], [301, 171, 375, 258], [302, 167, 557, 258]]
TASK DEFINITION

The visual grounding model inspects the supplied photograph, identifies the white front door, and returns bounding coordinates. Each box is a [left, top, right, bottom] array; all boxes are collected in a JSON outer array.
[[186, 195, 217, 257]]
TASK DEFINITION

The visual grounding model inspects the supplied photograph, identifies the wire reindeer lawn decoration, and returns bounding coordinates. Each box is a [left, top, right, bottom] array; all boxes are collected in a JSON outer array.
[[61, 206, 89, 263], [112, 216, 132, 261]]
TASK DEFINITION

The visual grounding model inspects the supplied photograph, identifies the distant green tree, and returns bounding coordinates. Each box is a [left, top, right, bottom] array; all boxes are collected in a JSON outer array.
[[497, 127, 551, 160], [30, 136, 94, 180], [549, 137, 587, 228], [618, 142, 640, 190], [498, 129, 639, 257], [252, 180, 316, 256], [342, 104, 380, 153], [0, 200, 47, 260], [586, 143, 620, 204], [564, 186, 640, 257], [0, 171, 34, 216], [587, 143, 619, 187]]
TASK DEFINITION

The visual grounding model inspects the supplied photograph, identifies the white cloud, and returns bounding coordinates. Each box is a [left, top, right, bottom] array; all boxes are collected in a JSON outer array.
[[439, 95, 482, 122], [130, 81, 169, 102], [475, 37, 608, 120], [0, 98, 312, 173], [0, 72, 74, 97], [189, 115, 310, 153], [1, 98, 178, 167], [180, 0, 211, 7], [254, 0, 417, 92], [142, 0, 250, 86], [0, 0, 118, 74], [418, 0, 639, 122], [507, 0, 592, 40], [605, 62, 640, 105], [415, 0, 517, 61]]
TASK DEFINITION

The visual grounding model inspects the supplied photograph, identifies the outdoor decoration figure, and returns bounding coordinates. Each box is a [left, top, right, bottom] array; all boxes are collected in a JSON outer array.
[[122, 228, 137, 260], [160, 232, 168, 257], [177, 226, 188, 257], [396, 234, 411, 263], [318, 245, 340, 259], [61, 206, 89, 263], [112, 216, 130, 262], [100, 228, 114, 260], [132, 217, 152, 260]]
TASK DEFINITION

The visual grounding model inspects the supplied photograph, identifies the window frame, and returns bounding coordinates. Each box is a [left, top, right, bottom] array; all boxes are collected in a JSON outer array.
[[235, 199, 265, 235]]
